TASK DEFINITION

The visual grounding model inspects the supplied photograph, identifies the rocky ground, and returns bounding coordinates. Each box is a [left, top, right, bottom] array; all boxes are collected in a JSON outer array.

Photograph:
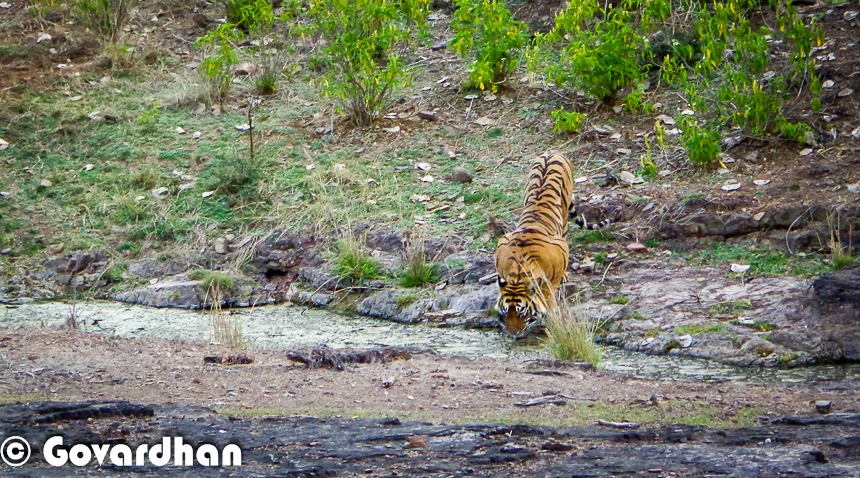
[[2, 400, 860, 477]]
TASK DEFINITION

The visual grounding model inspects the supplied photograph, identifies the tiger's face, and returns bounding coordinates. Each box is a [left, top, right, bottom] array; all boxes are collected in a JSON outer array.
[[496, 265, 551, 336]]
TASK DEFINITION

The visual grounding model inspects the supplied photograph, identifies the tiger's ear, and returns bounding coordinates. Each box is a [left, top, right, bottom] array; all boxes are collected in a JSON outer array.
[[498, 277, 506, 286]]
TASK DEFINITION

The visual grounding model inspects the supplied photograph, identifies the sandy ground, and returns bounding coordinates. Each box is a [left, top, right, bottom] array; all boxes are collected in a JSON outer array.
[[2, 328, 858, 427]]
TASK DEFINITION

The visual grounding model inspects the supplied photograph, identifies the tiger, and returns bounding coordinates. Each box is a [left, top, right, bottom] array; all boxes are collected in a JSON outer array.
[[494, 153, 575, 336]]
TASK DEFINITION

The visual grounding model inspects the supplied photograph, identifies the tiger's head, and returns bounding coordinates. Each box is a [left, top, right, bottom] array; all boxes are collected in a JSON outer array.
[[495, 263, 553, 336]]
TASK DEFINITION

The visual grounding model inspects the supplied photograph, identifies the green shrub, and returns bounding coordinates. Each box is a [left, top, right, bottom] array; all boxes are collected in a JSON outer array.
[[400, 262, 439, 287], [303, 0, 430, 125], [449, 0, 528, 92], [679, 119, 721, 167], [551, 108, 586, 134], [224, 0, 275, 32], [535, 11, 644, 104], [195, 25, 244, 104], [333, 238, 381, 285], [71, 0, 136, 43], [189, 269, 235, 290], [395, 292, 419, 309]]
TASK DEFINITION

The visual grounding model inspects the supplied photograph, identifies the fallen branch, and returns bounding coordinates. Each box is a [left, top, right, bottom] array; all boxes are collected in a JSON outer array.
[[514, 395, 568, 407], [286, 346, 419, 371], [596, 419, 641, 429]]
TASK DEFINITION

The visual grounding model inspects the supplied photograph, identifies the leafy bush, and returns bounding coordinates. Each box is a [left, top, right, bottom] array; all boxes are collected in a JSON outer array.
[[679, 118, 721, 167], [551, 108, 586, 134], [223, 0, 275, 32], [195, 25, 244, 104], [303, 0, 430, 125], [534, 8, 644, 104], [71, 0, 135, 43], [449, 0, 528, 92]]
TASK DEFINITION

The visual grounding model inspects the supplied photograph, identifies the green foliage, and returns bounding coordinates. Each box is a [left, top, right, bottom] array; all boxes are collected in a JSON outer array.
[[609, 296, 630, 305], [189, 269, 235, 290], [679, 118, 721, 167], [449, 0, 528, 92], [399, 262, 439, 287], [551, 108, 587, 134], [70, 0, 136, 43], [200, 152, 268, 201], [708, 299, 752, 316], [224, 0, 275, 32], [675, 324, 726, 335], [303, 0, 430, 125], [333, 238, 382, 285], [536, 14, 644, 103], [195, 24, 245, 103]]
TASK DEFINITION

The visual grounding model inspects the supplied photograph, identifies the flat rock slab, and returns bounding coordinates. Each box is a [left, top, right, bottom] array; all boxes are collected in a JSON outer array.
[[2, 401, 859, 476]]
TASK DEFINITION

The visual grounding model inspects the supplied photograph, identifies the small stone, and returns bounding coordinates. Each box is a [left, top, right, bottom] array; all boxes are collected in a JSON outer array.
[[473, 116, 493, 126], [799, 148, 813, 156], [626, 242, 647, 253], [36, 33, 52, 43], [680, 109, 695, 116], [822, 80, 835, 89], [452, 167, 472, 183], [202, 191, 215, 198], [178, 182, 197, 191], [40, 179, 53, 188], [417, 111, 437, 121], [814, 400, 832, 414], [0, 248, 10, 255], [846, 184, 860, 194], [730, 263, 751, 273], [678, 334, 693, 348], [500, 443, 528, 453], [837, 88, 854, 97], [574, 176, 587, 183], [619, 170, 643, 184], [213, 237, 230, 254], [753, 212, 765, 221], [419, 175, 434, 183], [740, 337, 775, 356], [655, 114, 675, 125], [84, 164, 94, 171], [721, 181, 741, 191], [234, 63, 258, 76], [852, 126, 860, 139], [176, 127, 187, 134], [753, 179, 770, 186], [415, 162, 431, 171], [382, 125, 401, 133], [151, 187, 169, 198], [431, 41, 447, 51], [844, 10, 858, 21]]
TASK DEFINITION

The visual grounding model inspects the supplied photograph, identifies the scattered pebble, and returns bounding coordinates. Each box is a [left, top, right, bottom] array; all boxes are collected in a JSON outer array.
[[473, 116, 493, 126], [626, 242, 647, 253], [815, 400, 833, 414], [451, 167, 472, 184], [419, 175, 434, 183], [837, 88, 854, 97], [235, 124, 251, 131], [822, 80, 835, 89], [83, 164, 94, 172], [844, 10, 858, 21], [574, 176, 587, 183], [721, 181, 741, 191], [0, 138, 9, 150], [730, 263, 751, 273], [847, 184, 860, 194], [415, 162, 431, 171], [151, 187, 169, 198], [40, 179, 52, 188], [176, 127, 187, 134], [202, 191, 215, 198], [417, 111, 437, 121], [36, 33, 52, 43], [753, 179, 771, 186], [655, 114, 675, 125], [192, 131, 201, 139], [678, 335, 693, 348], [619, 170, 644, 185], [753, 212, 765, 221], [382, 125, 401, 133], [799, 148, 813, 156], [233, 63, 258, 76]]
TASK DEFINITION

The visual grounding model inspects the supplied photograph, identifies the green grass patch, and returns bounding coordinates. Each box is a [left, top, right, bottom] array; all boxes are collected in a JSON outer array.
[[675, 324, 726, 335], [572, 229, 614, 245], [332, 238, 382, 285], [609, 296, 630, 305], [708, 299, 752, 316], [394, 292, 419, 309], [694, 243, 833, 278], [189, 269, 235, 290]]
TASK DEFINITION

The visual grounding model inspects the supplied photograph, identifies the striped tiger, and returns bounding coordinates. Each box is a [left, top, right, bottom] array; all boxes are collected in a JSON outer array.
[[494, 153, 575, 336]]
